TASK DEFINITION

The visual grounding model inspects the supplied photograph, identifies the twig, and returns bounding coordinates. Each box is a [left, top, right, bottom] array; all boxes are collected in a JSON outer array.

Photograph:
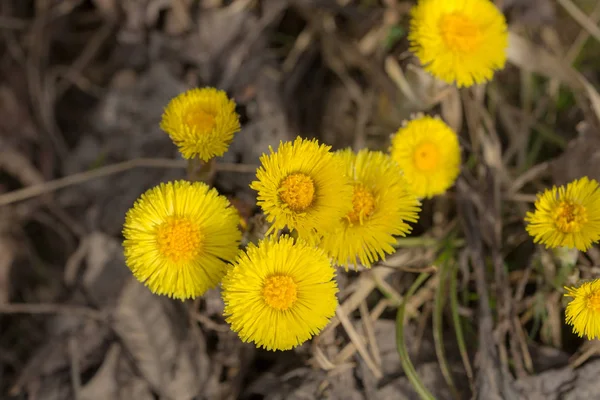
[[0, 158, 258, 206], [0, 303, 106, 320], [508, 162, 549, 194]]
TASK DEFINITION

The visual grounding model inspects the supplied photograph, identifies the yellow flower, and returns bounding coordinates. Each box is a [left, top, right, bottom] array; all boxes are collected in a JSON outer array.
[[525, 177, 600, 251], [222, 235, 339, 351], [409, 0, 508, 87], [320, 149, 421, 269], [123, 180, 241, 299], [565, 279, 600, 340], [160, 87, 240, 160], [389, 116, 461, 198], [250, 137, 353, 242]]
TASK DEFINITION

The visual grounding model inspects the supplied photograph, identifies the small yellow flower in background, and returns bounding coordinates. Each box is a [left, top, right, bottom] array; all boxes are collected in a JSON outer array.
[[250, 137, 353, 242], [160, 87, 240, 161], [525, 177, 600, 251], [320, 149, 421, 269], [123, 180, 241, 299], [389, 116, 461, 199], [222, 235, 338, 351], [565, 279, 600, 340], [409, 0, 508, 87]]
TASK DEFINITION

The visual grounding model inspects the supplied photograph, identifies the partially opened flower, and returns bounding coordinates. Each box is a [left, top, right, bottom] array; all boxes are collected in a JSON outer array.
[[409, 0, 508, 87], [525, 177, 600, 251], [123, 180, 241, 299], [565, 279, 600, 340], [320, 149, 421, 269], [250, 137, 353, 242], [160, 87, 240, 160], [222, 235, 338, 351], [390, 116, 461, 198]]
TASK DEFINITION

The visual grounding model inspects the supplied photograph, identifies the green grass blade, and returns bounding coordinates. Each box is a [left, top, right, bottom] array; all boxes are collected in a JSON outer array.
[[433, 263, 460, 399], [395, 273, 436, 400], [450, 260, 474, 384]]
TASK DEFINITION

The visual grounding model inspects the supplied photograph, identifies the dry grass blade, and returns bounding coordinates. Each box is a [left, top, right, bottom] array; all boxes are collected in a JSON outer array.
[[507, 31, 600, 123], [321, 267, 394, 337], [334, 299, 389, 365], [557, 0, 600, 44], [335, 306, 383, 379]]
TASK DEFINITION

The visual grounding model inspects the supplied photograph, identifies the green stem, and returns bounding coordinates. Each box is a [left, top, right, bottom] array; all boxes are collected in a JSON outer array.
[[187, 157, 216, 184]]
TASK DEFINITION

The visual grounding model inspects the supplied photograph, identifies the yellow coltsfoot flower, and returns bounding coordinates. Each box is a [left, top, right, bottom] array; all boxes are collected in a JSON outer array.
[[565, 279, 600, 340], [409, 0, 508, 87], [525, 177, 600, 251], [123, 180, 242, 299], [390, 116, 461, 199], [320, 149, 421, 269], [221, 235, 339, 351], [250, 137, 353, 242], [160, 87, 241, 160]]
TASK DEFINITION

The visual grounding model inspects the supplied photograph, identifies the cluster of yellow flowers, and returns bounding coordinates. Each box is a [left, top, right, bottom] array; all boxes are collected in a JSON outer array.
[[525, 178, 600, 339], [121, 79, 464, 350], [119, 0, 600, 354]]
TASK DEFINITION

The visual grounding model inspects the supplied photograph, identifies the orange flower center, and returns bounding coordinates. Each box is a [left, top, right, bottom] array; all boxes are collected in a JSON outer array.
[[347, 184, 376, 224], [439, 12, 482, 53], [184, 108, 216, 133], [413, 141, 440, 171], [156, 217, 203, 262], [262, 275, 298, 310], [279, 173, 315, 212], [554, 200, 587, 233], [587, 292, 600, 312]]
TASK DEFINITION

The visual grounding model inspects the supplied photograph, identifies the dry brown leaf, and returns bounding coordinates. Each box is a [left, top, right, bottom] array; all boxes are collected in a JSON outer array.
[[79, 344, 121, 400], [113, 278, 207, 399]]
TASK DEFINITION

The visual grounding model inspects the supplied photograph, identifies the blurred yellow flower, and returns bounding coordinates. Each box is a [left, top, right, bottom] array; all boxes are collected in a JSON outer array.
[[409, 0, 508, 87], [320, 149, 421, 269], [525, 177, 600, 251], [390, 116, 461, 198], [123, 180, 241, 299], [222, 235, 338, 351], [565, 279, 600, 340], [160, 87, 240, 160], [250, 137, 353, 242]]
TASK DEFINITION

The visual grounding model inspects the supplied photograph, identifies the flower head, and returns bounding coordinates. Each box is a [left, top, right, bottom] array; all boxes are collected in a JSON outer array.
[[565, 279, 600, 339], [320, 149, 421, 269], [525, 177, 600, 251], [160, 87, 240, 160], [222, 235, 339, 351], [390, 116, 461, 198], [409, 0, 508, 87], [123, 180, 241, 299], [250, 137, 353, 242]]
